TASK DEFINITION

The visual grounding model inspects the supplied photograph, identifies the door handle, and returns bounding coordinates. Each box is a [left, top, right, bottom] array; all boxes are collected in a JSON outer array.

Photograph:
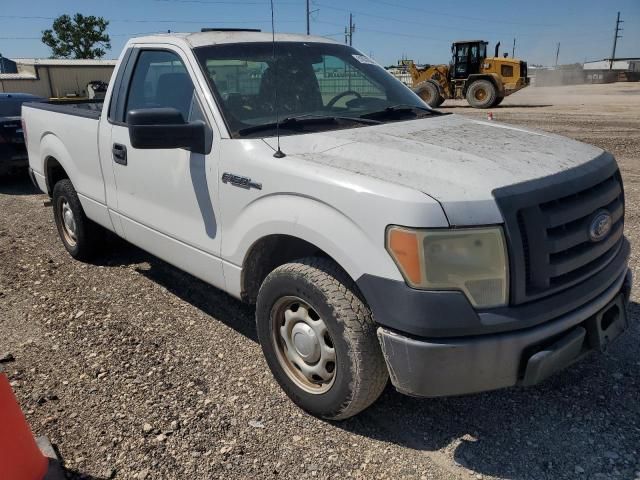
[[112, 143, 127, 165]]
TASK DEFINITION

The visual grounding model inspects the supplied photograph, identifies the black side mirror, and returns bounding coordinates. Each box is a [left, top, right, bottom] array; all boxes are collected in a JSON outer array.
[[127, 108, 212, 155]]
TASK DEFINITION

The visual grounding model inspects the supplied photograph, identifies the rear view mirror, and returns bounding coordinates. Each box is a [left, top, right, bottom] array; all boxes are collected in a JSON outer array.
[[126, 108, 212, 154]]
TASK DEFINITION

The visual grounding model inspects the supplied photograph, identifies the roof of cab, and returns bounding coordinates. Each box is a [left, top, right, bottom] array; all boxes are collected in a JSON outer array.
[[129, 31, 339, 48]]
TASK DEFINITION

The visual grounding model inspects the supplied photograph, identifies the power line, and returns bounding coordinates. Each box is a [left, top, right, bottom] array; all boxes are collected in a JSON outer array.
[[0, 15, 299, 25], [365, 0, 560, 26], [311, 3, 611, 39], [0, 32, 168, 40], [154, 0, 299, 4], [314, 19, 463, 43]]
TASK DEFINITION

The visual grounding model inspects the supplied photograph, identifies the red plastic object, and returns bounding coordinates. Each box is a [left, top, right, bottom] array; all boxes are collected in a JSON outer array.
[[0, 373, 48, 480]]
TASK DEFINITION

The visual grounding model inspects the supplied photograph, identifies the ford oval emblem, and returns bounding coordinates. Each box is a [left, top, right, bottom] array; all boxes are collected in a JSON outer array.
[[589, 211, 612, 242]]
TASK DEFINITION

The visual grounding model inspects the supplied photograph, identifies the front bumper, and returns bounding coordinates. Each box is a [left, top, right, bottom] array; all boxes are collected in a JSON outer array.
[[377, 268, 632, 397]]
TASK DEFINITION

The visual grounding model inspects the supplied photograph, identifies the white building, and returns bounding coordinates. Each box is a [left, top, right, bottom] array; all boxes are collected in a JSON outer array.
[[583, 58, 640, 72]]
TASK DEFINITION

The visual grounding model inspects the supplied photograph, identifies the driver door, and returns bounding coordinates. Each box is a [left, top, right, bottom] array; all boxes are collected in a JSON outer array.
[[109, 47, 225, 289]]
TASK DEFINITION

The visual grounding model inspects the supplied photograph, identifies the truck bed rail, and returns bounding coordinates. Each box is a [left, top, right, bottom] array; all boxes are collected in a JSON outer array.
[[23, 101, 103, 120]]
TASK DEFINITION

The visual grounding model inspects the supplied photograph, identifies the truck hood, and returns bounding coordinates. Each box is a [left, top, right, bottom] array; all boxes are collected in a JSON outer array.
[[263, 114, 603, 225]]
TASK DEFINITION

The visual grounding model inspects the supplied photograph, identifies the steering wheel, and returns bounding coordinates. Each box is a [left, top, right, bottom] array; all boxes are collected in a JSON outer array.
[[326, 90, 362, 108]]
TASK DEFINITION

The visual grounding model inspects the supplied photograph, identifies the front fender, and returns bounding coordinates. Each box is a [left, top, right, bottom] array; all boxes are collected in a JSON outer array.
[[222, 192, 405, 286]]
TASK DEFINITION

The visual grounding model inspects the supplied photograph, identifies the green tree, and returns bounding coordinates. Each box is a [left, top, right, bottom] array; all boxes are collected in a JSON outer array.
[[42, 14, 111, 59]]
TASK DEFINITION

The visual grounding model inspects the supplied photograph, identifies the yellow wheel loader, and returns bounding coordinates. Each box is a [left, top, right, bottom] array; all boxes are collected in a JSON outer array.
[[409, 40, 530, 109]]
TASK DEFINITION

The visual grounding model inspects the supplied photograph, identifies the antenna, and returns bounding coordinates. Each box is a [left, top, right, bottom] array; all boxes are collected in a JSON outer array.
[[270, 0, 286, 158]]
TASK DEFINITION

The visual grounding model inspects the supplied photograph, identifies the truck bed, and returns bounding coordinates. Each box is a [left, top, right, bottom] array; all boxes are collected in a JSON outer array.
[[24, 100, 103, 120], [23, 99, 107, 208]]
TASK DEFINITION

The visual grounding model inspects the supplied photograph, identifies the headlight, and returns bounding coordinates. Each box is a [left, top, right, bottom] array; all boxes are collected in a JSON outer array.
[[386, 226, 509, 308]]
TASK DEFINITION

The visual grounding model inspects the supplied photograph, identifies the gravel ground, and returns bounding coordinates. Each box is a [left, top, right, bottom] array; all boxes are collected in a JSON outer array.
[[1, 83, 639, 480]]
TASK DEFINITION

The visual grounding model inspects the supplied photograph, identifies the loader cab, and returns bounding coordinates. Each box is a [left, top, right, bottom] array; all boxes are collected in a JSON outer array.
[[450, 40, 487, 79]]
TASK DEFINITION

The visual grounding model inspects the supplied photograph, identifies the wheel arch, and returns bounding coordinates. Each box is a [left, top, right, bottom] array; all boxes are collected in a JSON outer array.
[[44, 156, 69, 196], [40, 133, 76, 196], [225, 194, 403, 304], [241, 234, 341, 303]]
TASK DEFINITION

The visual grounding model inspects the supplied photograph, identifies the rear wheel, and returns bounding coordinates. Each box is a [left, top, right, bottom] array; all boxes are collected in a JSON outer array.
[[256, 258, 388, 420], [414, 81, 444, 108], [52, 179, 101, 260], [466, 79, 498, 109]]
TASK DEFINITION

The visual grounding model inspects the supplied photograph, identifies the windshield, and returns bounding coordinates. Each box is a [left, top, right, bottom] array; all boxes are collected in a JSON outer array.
[[194, 42, 430, 138]]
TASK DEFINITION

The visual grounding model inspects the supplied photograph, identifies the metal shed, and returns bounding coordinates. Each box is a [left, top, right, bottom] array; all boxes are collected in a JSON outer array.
[[0, 58, 117, 98]]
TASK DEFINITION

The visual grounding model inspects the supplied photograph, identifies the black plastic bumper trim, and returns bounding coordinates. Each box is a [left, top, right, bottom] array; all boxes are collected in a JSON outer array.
[[377, 269, 631, 398], [357, 237, 629, 338]]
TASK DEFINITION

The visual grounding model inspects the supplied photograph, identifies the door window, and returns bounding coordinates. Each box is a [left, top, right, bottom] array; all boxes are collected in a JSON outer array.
[[125, 50, 196, 122]]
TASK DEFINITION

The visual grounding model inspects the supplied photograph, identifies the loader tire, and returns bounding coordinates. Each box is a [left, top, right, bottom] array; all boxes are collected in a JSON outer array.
[[414, 81, 444, 108], [466, 79, 498, 109], [491, 95, 505, 107]]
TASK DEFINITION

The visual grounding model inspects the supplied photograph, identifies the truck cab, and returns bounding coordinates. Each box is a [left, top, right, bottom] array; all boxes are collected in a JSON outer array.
[[23, 31, 631, 420]]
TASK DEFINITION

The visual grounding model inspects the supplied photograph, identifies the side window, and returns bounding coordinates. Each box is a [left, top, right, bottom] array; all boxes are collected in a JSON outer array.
[[125, 50, 195, 122]]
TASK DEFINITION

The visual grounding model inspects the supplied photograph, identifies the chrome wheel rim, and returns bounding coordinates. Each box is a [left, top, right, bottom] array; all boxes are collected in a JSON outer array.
[[271, 296, 336, 394], [59, 199, 77, 246]]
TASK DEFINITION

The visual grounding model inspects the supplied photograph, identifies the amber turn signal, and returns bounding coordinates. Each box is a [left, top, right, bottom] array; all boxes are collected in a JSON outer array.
[[387, 227, 422, 285]]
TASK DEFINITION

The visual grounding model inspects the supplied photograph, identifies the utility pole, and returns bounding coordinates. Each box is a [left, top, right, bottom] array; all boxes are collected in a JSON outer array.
[[349, 13, 353, 46], [610, 11, 623, 70], [305, 1, 318, 35], [512, 38, 516, 58], [555, 42, 560, 67], [345, 13, 355, 46]]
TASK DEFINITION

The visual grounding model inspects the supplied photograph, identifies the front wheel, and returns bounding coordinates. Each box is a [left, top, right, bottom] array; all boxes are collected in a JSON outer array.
[[414, 81, 444, 108], [256, 258, 388, 420]]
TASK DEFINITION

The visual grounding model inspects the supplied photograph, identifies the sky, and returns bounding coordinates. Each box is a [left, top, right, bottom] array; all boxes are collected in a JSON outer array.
[[0, 0, 638, 67]]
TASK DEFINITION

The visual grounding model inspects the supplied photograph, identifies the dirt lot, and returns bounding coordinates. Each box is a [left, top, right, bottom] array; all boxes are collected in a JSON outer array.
[[1, 83, 639, 480]]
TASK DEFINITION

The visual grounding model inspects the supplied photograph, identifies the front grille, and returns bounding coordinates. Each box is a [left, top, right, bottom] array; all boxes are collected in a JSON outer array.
[[520, 61, 528, 79], [521, 173, 623, 294], [494, 153, 625, 304]]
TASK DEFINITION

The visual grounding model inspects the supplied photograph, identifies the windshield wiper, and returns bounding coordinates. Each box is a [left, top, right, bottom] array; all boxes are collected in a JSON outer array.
[[237, 114, 380, 136], [360, 104, 435, 120]]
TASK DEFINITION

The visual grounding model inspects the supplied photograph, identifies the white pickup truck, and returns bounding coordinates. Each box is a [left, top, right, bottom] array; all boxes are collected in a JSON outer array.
[[23, 30, 631, 420]]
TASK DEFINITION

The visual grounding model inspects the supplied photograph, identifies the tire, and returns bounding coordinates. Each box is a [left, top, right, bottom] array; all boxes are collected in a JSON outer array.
[[466, 79, 498, 109], [413, 81, 444, 108], [491, 95, 504, 107], [256, 258, 388, 420], [52, 179, 101, 261], [432, 96, 445, 108]]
